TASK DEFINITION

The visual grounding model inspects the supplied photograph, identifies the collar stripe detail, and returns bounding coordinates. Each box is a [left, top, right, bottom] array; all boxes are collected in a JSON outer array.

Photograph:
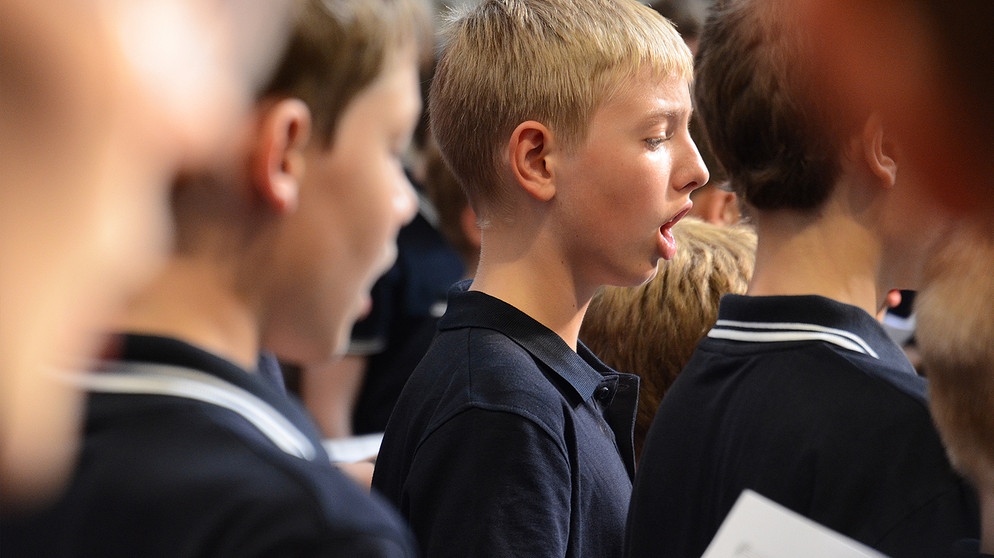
[[709, 319, 880, 359], [63, 362, 317, 460]]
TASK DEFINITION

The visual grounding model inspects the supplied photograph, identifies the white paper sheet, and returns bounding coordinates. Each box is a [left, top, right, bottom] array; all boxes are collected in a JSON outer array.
[[702, 490, 889, 558]]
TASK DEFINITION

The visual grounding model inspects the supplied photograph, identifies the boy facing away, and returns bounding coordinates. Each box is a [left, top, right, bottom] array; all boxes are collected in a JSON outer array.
[[626, 1, 979, 557], [371, 0, 708, 556], [2, 0, 428, 555]]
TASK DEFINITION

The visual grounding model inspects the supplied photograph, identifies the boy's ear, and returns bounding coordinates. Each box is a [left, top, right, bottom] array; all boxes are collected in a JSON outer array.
[[252, 98, 312, 213], [508, 120, 556, 202], [860, 113, 898, 188]]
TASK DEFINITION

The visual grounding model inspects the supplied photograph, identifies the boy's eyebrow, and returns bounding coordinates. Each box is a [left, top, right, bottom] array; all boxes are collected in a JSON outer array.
[[642, 107, 692, 126]]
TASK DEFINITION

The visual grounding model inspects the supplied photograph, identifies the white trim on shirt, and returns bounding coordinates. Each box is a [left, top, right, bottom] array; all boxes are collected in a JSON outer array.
[[708, 320, 880, 359], [63, 362, 318, 460]]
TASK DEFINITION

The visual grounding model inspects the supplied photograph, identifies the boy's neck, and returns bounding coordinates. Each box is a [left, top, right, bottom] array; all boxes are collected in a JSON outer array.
[[114, 257, 260, 371], [747, 208, 888, 317], [471, 258, 590, 352]]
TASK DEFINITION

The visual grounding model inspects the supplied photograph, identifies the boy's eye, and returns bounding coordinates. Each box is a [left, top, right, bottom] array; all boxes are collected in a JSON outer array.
[[645, 137, 668, 150]]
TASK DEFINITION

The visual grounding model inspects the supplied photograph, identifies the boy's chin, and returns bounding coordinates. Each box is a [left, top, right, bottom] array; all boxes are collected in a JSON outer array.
[[624, 261, 662, 289], [638, 267, 660, 287], [354, 292, 374, 321]]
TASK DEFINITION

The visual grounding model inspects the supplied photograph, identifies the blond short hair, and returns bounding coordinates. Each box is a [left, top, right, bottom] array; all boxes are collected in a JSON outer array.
[[916, 221, 994, 490], [580, 218, 756, 459], [429, 0, 693, 218], [262, 0, 432, 148]]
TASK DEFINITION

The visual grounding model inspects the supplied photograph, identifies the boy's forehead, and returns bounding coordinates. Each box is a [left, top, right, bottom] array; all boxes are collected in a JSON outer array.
[[605, 72, 693, 113]]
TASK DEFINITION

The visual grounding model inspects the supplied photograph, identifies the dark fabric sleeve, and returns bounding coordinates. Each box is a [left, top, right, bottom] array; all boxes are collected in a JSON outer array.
[[871, 481, 980, 558], [404, 407, 572, 557], [206, 480, 418, 558]]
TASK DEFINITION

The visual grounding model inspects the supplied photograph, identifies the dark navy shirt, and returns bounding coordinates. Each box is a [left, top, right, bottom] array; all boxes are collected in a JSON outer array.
[[626, 295, 979, 558], [373, 282, 638, 557], [2, 334, 417, 557], [952, 539, 994, 558]]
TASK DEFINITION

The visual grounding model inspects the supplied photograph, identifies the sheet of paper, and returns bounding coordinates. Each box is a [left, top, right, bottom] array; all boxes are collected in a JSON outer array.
[[322, 432, 383, 463], [702, 489, 889, 558]]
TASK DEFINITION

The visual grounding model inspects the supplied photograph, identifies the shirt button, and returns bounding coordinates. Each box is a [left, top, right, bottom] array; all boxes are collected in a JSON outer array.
[[595, 386, 612, 401]]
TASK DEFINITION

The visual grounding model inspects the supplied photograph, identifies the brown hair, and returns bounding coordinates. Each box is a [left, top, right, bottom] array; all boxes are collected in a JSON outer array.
[[580, 218, 756, 459], [261, 0, 432, 148], [648, 0, 707, 43], [694, 0, 857, 211], [422, 143, 477, 267]]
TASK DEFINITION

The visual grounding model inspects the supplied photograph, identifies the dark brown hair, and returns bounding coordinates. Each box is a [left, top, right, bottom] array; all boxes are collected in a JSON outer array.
[[694, 0, 855, 210]]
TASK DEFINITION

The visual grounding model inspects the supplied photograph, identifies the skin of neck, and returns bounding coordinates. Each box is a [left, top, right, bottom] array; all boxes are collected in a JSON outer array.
[[748, 209, 885, 316], [470, 212, 591, 352], [115, 154, 282, 373], [114, 255, 261, 372], [745, 161, 914, 317]]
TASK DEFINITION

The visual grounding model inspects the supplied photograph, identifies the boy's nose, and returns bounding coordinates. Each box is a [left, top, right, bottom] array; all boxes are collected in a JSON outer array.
[[680, 140, 710, 193]]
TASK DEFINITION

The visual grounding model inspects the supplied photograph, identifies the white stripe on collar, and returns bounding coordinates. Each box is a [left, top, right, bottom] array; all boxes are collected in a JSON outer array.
[[708, 319, 880, 359], [63, 362, 317, 460]]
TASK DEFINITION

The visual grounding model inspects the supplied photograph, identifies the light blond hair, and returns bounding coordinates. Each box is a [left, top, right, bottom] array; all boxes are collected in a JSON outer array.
[[429, 0, 693, 219], [916, 220, 994, 491], [580, 218, 756, 460]]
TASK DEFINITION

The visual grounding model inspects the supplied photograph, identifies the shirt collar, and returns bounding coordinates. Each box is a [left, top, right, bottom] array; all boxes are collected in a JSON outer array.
[[712, 295, 902, 357], [438, 281, 616, 402], [106, 333, 325, 438], [711, 294, 925, 395]]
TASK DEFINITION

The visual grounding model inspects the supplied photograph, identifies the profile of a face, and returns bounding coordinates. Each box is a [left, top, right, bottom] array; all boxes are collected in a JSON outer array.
[[0, 0, 293, 508]]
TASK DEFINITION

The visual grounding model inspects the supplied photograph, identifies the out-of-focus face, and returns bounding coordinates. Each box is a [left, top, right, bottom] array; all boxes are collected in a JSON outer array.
[[78, 0, 296, 302], [0, 0, 292, 507], [788, 0, 994, 224], [269, 49, 421, 366], [106, 0, 294, 167], [689, 183, 741, 226], [555, 72, 709, 292]]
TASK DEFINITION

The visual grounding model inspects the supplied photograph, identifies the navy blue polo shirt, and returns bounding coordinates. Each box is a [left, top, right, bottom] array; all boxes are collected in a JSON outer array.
[[373, 282, 639, 557], [1, 334, 417, 557], [952, 539, 994, 557], [626, 295, 979, 558]]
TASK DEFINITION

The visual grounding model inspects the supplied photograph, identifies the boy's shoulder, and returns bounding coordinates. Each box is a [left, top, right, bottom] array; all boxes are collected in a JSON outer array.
[[424, 286, 612, 408], [411, 322, 575, 433], [25, 363, 416, 556], [392, 282, 628, 442], [112, 336, 409, 536]]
